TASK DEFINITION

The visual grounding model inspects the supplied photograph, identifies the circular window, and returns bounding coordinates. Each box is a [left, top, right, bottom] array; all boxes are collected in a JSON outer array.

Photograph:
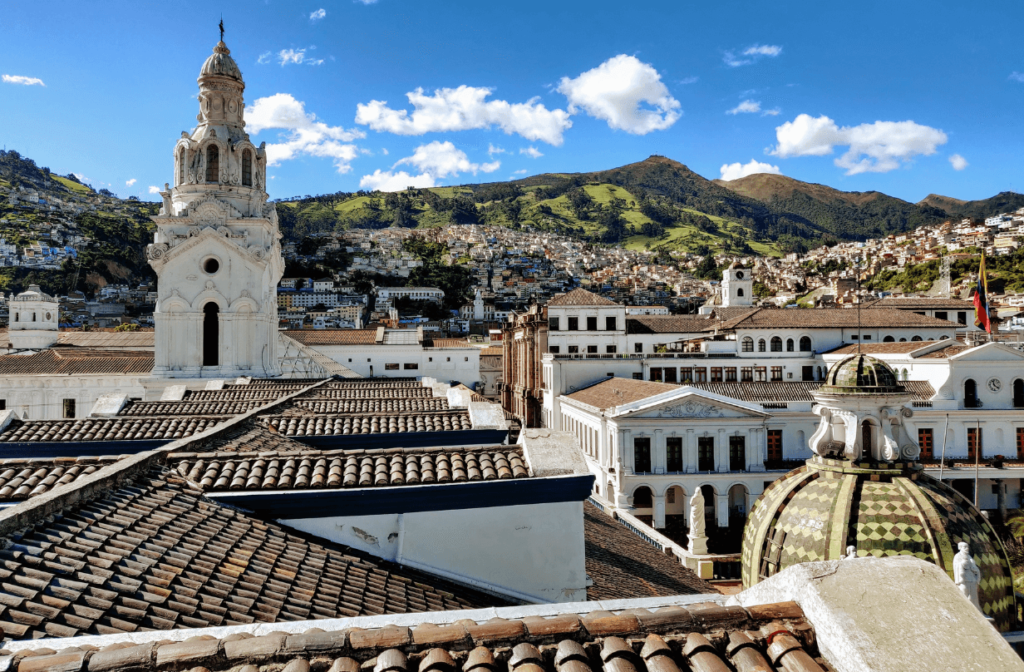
[[45, 312, 52, 321], [736, 271, 745, 279], [203, 258, 220, 274]]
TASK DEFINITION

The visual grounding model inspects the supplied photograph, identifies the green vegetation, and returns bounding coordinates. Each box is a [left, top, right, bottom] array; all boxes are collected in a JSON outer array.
[[51, 175, 92, 194], [864, 248, 1024, 294]]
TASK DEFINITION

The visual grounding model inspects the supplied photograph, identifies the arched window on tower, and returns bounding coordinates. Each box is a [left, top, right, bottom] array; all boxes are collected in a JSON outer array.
[[242, 149, 252, 187], [206, 145, 219, 183], [1014, 379, 1024, 408], [964, 379, 980, 408], [861, 420, 873, 456], [203, 303, 219, 367], [737, 288, 744, 297], [178, 151, 185, 186]]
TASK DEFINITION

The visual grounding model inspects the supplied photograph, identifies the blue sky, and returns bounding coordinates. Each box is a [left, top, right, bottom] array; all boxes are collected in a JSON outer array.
[[1, 0, 1022, 203]]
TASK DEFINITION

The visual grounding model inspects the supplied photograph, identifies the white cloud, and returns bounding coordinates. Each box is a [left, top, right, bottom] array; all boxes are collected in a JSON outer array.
[[679, 76, 699, 85], [356, 0, 379, 4], [395, 141, 500, 178], [381, 148, 389, 155], [724, 44, 783, 67], [360, 170, 435, 191], [246, 93, 366, 173], [719, 160, 782, 181], [361, 141, 499, 192], [513, 169, 528, 175], [73, 173, 91, 183], [769, 113, 948, 175], [355, 85, 572, 145], [257, 52, 272, 65], [557, 55, 680, 135], [310, 8, 326, 20], [2, 74, 45, 86], [520, 146, 543, 158], [148, 185, 161, 194], [276, 48, 323, 66], [125, 178, 137, 187], [727, 99, 761, 115], [1010, 72, 1024, 83], [488, 143, 506, 156], [949, 154, 968, 170], [762, 107, 781, 116]]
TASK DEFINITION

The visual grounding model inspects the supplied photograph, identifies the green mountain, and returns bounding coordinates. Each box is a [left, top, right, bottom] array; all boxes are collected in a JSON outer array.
[[0, 149, 157, 297], [918, 191, 1024, 220]]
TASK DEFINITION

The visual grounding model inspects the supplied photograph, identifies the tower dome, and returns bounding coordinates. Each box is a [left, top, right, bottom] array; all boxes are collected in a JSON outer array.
[[9, 284, 59, 350], [740, 456, 1016, 630], [199, 41, 243, 82], [820, 353, 903, 394]]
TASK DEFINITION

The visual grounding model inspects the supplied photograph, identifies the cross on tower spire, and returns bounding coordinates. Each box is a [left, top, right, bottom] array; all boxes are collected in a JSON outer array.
[[219, 17, 224, 42]]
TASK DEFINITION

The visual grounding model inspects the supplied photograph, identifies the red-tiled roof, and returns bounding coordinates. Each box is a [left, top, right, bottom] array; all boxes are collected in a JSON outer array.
[[171, 446, 529, 490], [480, 346, 504, 356], [627, 316, 713, 334], [262, 411, 473, 436], [566, 378, 680, 409], [584, 502, 714, 599], [716, 307, 959, 330], [548, 287, 619, 307], [425, 338, 474, 348], [0, 348, 153, 375], [284, 329, 378, 345], [0, 467, 500, 641], [825, 341, 970, 359], [0, 416, 225, 443]]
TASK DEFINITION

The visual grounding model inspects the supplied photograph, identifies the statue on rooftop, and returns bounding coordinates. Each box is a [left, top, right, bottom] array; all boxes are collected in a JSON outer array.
[[954, 541, 982, 611]]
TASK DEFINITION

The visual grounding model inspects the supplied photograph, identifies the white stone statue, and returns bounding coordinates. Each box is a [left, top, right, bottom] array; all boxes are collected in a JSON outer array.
[[688, 489, 708, 555], [844, 545, 857, 559], [953, 542, 982, 611]]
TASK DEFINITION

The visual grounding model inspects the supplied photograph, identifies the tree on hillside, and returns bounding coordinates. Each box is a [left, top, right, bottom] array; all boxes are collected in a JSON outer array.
[[566, 187, 593, 219]]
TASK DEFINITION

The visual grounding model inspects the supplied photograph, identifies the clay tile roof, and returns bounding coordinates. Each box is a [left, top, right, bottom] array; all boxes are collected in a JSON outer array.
[[169, 445, 530, 491], [184, 388, 290, 402], [297, 386, 435, 400], [870, 297, 975, 310], [117, 399, 271, 416], [2, 592, 822, 671], [565, 378, 680, 410], [285, 329, 379, 346], [685, 381, 935, 403], [824, 341, 965, 357], [56, 331, 155, 348], [0, 349, 153, 375], [261, 410, 473, 437], [584, 502, 714, 599], [481, 346, 504, 356], [425, 338, 474, 348], [0, 456, 123, 502], [626, 316, 713, 334], [547, 288, 619, 307], [0, 467, 501, 641], [0, 416, 226, 443], [289, 397, 451, 414], [716, 307, 959, 330]]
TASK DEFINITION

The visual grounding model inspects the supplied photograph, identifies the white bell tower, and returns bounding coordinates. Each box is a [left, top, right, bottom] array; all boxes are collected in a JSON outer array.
[[722, 263, 753, 308], [147, 31, 283, 378], [9, 285, 59, 350]]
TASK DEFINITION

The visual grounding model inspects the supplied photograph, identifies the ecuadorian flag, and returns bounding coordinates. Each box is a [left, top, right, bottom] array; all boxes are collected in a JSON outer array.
[[973, 253, 991, 333]]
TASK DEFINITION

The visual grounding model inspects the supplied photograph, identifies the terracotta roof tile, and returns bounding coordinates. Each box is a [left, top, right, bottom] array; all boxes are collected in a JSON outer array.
[[565, 378, 680, 410], [869, 297, 975, 310], [584, 502, 715, 600], [425, 338, 474, 348], [626, 316, 714, 334], [262, 411, 473, 437], [825, 341, 969, 358], [0, 349, 153, 375], [480, 346, 504, 356], [290, 398, 451, 414], [0, 468, 499, 641], [0, 457, 122, 502], [170, 446, 529, 490], [9, 597, 820, 671], [548, 288, 619, 307], [285, 330, 378, 346], [716, 307, 959, 330], [118, 400, 271, 416], [0, 416, 225, 443]]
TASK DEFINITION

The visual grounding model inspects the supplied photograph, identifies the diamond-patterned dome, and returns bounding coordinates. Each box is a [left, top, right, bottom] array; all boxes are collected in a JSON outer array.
[[820, 353, 904, 394], [741, 456, 1016, 630]]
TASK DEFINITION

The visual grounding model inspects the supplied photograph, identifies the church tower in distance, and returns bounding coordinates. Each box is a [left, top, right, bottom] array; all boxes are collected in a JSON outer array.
[[147, 34, 283, 378]]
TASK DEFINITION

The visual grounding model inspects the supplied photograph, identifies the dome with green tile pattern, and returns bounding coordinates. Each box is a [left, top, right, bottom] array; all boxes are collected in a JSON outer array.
[[741, 455, 1016, 631], [820, 353, 904, 394]]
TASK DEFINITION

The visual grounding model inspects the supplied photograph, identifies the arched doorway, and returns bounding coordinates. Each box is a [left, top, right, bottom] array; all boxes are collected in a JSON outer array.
[[964, 379, 979, 408], [203, 302, 219, 366], [632, 485, 653, 512], [700, 484, 717, 531], [665, 486, 685, 515], [861, 419, 873, 457], [1014, 379, 1024, 408], [728, 484, 749, 522]]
